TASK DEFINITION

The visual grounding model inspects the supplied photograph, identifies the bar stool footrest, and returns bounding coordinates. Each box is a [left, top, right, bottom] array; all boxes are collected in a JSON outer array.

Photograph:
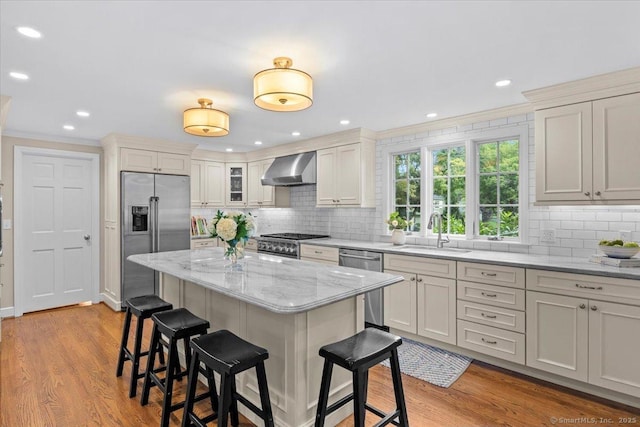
[[368, 404, 400, 427], [235, 393, 267, 421]]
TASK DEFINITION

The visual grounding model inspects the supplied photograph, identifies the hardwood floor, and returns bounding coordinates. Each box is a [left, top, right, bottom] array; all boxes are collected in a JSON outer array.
[[1, 303, 638, 426]]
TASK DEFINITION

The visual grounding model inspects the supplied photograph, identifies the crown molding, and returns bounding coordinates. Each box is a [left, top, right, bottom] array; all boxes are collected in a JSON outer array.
[[1, 95, 12, 129], [376, 103, 532, 140], [3, 130, 101, 147], [522, 66, 640, 110], [101, 132, 198, 155]]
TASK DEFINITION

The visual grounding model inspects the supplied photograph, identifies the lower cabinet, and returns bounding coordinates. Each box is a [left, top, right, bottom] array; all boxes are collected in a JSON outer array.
[[299, 244, 339, 265], [383, 271, 417, 334], [417, 275, 456, 344], [527, 291, 640, 398]]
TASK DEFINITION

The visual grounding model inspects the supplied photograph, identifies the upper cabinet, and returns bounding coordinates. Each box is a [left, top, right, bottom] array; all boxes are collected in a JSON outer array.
[[121, 147, 190, 175], [191, 159, 225, 208], [316, 140, 376, 207], [225, 163, 247, 207], [247, 159, 290, 208], [524, 67, 640, 205]]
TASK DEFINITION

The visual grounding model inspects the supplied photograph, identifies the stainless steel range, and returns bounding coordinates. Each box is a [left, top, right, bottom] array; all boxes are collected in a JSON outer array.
[[257, 233, 330, 258]]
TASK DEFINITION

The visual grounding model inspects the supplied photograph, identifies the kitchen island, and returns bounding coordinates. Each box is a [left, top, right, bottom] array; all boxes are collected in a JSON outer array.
[[128, 248, 403, 427]]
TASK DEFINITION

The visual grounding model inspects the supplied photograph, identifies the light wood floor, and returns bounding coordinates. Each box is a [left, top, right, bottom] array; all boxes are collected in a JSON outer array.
[[1, 303, 638, 426]]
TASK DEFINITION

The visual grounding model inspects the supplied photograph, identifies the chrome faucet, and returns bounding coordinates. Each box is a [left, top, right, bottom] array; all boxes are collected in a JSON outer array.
[[427, 212, 450, 248]]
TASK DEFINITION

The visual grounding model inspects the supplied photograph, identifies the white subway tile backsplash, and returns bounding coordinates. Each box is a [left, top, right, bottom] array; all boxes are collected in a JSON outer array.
[[596, 212, 622, 222]]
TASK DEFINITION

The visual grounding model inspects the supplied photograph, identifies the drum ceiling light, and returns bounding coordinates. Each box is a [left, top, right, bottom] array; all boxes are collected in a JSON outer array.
[[183, 98, 229, 137], [254, 57, 313, 112]]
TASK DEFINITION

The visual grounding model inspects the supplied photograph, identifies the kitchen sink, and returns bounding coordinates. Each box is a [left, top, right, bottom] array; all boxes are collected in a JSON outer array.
[[395, 245, 471, 254]]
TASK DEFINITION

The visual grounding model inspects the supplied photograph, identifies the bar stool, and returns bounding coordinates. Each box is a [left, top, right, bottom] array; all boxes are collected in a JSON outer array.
[[116, 294, 173, 398], [140, 308, 213, 427], [314, 328, 409, 427], [182, 329, 274, 427]]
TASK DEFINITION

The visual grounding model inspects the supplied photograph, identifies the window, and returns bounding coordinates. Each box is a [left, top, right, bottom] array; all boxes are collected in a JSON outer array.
[[393, 152, 421, 231], [431, 145, 466, 235], [477, 139, 520, 238]]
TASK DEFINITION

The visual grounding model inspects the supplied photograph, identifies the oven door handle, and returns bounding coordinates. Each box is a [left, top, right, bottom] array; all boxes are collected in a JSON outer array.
[[339, 253, 381, 261]]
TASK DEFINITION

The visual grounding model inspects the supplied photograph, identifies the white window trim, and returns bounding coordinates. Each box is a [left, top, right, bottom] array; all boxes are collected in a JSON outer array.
[[382, 124, 529, 243]]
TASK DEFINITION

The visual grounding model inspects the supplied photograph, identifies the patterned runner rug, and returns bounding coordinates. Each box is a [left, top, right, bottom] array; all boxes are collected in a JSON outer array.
[[381, 337, 472, 388]]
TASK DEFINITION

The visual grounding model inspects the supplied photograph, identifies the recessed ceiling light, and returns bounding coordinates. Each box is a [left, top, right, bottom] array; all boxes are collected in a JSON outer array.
[[9, 71, 29, 80], [340, 119, 350, 125], [63, 125, 75, 130], [291, 131, 301, 136], [254, 141, 263, 145], [426, 113, 437, 118], [495, 79, 512, 87], [76, 110, 90, 117], [17, 26, 42, 38], [225, 148, 233, 152]]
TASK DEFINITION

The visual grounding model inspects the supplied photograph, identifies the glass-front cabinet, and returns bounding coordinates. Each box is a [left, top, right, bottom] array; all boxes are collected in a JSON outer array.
[[225, 163, 247, 207]]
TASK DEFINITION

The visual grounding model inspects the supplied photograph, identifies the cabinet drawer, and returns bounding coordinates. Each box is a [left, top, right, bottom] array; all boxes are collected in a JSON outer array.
[[245, 239, 258, 252], [384, 254, 456, 279], [457, 320, 525, 364], [299, 244, 339, 263], [527, 269, 640, 305], [457, 280, 525, 310], [457, 262, 525, 289], [191, 239, 216, 249], [457, 300, 525, 333]]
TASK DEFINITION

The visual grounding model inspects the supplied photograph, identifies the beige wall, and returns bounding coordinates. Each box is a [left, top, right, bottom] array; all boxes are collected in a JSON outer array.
[[1, 136, 103, 312]]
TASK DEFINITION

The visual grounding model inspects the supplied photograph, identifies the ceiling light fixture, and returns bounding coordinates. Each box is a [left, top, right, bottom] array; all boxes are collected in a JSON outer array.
[[183, 98, 229, 137], [291, 131, 301, 136], [9, 71, 29, 80], [76, 110, 90, 117], [426, 113, 438, 118], [63, 125, 75, 130], [495, 79, 512, 87], [254, 57, 313, 112], [340, 120, 350, 125], [254, 141, 263, 145], [17, 26, 42, 38], [225, 148, 233, 152]]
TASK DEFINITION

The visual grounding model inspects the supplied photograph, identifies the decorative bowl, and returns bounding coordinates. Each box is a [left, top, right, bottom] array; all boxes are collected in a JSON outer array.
[[598, 245, 640, 259]]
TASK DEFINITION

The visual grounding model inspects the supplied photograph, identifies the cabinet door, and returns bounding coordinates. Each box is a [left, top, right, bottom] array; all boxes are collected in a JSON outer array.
[[225, 163, 247, 207], [157, 152, 190, 175], [589, 301, 640, 397], [592, 93, 640, 201], [121, 148, 157, 173], [247, 161, 263, 206], [335, 144, 361, 205], [191, 160, 205, 207], [260, 160, 275, 206], [383, 270, 417, 334], [204, 161, 225, 206], [417, 275, 456, 344], [526, 291, 588, 381], [316, 148, 337, 205], [535, 102, 593, 202]]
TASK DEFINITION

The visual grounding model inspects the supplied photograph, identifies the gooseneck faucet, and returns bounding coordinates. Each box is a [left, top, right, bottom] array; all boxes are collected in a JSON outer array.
[[427, 212, 450, 248]]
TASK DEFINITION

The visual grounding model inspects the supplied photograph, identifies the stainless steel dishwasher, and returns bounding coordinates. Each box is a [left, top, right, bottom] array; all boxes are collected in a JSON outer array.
[[339, 248, 387, 330]]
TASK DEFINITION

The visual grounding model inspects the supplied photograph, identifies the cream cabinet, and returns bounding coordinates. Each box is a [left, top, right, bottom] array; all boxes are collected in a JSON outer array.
[[225, 163, 247, 207], [299, 244, 339, 265], [383, 254, 456, 343], [247, 159, 290, 208], [535, 92, 640, 203], [191, 160, 224, 208], [191, 238, 217, 249], [120, 147, 190, 175], [316, 141, 375, 207]]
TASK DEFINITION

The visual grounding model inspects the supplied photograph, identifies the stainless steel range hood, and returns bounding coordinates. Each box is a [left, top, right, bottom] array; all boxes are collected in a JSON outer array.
[[261, 151, 316, 186]]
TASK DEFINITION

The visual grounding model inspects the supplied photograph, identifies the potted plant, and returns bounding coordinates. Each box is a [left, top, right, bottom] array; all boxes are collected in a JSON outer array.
[[386, 212, 410, 245]]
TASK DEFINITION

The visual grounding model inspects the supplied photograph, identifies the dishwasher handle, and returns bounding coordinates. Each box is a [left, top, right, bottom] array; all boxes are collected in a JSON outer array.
[[339, 253, 381, 261]]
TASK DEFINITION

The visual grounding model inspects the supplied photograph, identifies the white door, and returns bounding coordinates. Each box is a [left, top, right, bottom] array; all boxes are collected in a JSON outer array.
[[17, 149, 98, 314]]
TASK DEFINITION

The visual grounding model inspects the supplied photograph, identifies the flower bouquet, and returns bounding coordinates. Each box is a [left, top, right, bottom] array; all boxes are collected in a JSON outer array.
[[209, 210, 256, 266], [386, 212, 411, 245]]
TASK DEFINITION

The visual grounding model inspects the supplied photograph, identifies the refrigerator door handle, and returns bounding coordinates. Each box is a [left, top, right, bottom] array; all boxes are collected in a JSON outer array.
[[150, 196, 159, 252]]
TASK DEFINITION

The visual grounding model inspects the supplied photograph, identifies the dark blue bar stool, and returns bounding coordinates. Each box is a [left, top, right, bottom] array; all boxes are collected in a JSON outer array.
[[116, 294, 173, 398], [182, 329, 274, 427], [315, 328, 409, 427]]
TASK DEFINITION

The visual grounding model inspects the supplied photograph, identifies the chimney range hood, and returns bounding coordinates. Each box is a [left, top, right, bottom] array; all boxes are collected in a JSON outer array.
[[261, 151, 316, 186]]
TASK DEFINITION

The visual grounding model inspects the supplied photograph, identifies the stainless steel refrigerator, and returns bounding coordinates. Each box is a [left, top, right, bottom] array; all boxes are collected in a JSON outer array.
[[121, 172, 190, 307]]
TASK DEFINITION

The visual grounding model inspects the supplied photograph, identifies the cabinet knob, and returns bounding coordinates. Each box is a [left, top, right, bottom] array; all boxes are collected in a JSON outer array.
[[584, 192, 590, 196], [591, 305, 598, 311], [579, 303, 586, 309], [158, 168, 162, 171], [595, 191, 601, 196], [417, 277, 423, 283], [410, 277, 416, 281]]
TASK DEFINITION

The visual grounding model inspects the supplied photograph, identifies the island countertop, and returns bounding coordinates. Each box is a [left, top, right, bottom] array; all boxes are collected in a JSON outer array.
[[128, 248, 403, 314]]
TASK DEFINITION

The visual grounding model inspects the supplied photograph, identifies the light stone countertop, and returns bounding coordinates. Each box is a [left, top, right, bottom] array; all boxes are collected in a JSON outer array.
[[127, 248, 403, 314], [301, 238, 640, 281]]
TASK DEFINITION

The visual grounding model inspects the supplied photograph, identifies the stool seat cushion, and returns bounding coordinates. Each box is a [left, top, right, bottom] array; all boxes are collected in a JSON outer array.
[[191, 329, 269, 375], [126, 295, 173, 318], [319, 328, 402, 370], [151, 308, 210, 338]]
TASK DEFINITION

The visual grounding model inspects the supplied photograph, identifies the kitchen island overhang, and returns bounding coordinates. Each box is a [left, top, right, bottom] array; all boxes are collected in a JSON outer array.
[[127, 248, 403, 427]]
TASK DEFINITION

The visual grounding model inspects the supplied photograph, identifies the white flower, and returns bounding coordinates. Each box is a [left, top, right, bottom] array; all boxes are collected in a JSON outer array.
[[216, 218, 237, 241], [391, 220, 398, 227], [207, 217, 218, 234]]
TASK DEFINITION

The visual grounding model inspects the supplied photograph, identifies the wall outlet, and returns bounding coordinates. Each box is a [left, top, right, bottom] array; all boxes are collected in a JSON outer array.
[[620, 230, 632, 241], [2, 219, 11, 230], [540, 229, 556, 243]]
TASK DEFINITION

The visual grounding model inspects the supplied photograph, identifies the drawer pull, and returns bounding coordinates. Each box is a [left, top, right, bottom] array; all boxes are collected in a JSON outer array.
[[481, 272, 497, 277], [481, 313, 497, 319], [481, 292, 498, 298], [314, 251, 323, 254], [575, 284, 603, 290], [481, 338, 497, 345]]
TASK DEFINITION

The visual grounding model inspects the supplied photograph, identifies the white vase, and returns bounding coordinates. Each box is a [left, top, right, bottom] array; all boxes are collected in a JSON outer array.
[[391, 229, 406, 245]]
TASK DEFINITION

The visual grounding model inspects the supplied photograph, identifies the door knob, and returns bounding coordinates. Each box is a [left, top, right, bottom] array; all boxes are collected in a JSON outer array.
[[84, 234, 91, 240]]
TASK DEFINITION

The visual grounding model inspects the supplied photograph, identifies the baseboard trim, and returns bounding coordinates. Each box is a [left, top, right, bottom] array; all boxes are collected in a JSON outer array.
[[0, 306, 15, 318], [101, 293, 122, 312]]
